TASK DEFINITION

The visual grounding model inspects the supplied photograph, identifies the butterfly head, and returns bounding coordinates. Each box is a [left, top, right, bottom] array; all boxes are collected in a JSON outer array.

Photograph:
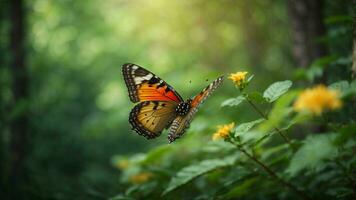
[[175, 99, 192, 116]]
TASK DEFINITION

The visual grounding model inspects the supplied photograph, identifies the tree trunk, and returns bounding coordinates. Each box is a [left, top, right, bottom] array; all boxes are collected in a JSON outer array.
[[287, 0, 327, 68], [8, 0, 28, 198], [352, 0, 356, 79], [238, 1, 266, 69]]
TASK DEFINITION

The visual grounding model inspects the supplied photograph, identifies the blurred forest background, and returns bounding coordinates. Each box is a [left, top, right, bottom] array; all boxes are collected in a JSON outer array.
[[0, 0, 355, 199]]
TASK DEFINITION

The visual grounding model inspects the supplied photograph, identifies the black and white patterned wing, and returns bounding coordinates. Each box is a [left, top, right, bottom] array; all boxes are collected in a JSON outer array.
[[168, 76, 224, 143]]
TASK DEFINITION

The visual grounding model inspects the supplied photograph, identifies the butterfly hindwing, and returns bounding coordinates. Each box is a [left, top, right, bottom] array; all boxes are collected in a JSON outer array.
[[122, 63, 183, 103], [168, 76, 224, 143], [129, 101, 178, 139]]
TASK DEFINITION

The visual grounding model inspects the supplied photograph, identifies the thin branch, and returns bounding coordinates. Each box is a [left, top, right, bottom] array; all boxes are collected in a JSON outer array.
[[236, 145, 313, 200], [245, 97, 294, 149]]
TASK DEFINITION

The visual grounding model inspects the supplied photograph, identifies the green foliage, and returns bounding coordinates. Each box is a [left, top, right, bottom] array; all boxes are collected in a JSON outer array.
[[163, 155, 238, 195], [329, 80, 356, 97], [259, 91, 298, 132], [247, 91, 266, 103], [287, 133, 338, 176], [235, 118, 265, 135], [221, 95, 245, 107], [263, 80, 293, 102]]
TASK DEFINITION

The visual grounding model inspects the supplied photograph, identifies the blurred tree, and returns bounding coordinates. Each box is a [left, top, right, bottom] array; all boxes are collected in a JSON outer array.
[[287, 0, 327, 68], [352, 0, 356, 78], [238, 1, 266, 69], [8, 0, 28, 198]]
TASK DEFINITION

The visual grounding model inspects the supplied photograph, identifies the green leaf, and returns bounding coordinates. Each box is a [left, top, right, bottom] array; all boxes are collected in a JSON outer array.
[[109, 194, 135, 200], [329, 80, 349, 96], [286, 133, 338, 176], [162, 155, 238, 195], [235, 118, 265, 137], [263, 80, 292, 103], [325, 15, 353, 25], [247, 92, 266, 103], [246, 74, 254, 83], [141, 145, 173, 165], [234, 119, 267, 146], [310, 55, 338, 68], [221, 96, 245, 107], [125, 181, 158, 197], [221, 177, 259, 199], [258, 91, 298, 132], [213, 174, 252, 198], [329, 80, 356, 98], [202, 141, 236, 153], [334, 123, 356, 145], [306, 66, 323, 82]]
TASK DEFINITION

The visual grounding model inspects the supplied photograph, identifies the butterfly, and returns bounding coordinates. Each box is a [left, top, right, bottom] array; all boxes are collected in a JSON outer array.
[[122, 63, 224, 143]]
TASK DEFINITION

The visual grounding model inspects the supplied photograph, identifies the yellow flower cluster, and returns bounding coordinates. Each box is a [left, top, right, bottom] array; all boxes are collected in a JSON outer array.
[[130, 172, 153, 184], [229, 72, 248, 86], [115, 159, 130, 170], [212, 122, 235, 141], [293, 85, 342, 115]]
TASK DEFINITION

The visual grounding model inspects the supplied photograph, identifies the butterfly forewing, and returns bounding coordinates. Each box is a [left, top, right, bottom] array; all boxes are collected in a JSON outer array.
[[122, 63, 183, 103], [129, 101, 178, 139], [168, 76, 224, 143]]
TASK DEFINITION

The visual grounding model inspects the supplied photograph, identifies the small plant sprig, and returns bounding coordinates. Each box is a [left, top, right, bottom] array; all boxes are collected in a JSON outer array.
[[212, 124, 313, 200], [228, 71, 293, 147]]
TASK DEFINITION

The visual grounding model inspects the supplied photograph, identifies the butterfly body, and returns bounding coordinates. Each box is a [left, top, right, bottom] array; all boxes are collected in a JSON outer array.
[[175, 100, 192, 116], [122, 63, 224, 143]]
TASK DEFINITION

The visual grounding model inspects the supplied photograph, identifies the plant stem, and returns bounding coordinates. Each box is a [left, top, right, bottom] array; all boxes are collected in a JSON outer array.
[[236, 145, 313, 200], [245, 97, 293, 147]]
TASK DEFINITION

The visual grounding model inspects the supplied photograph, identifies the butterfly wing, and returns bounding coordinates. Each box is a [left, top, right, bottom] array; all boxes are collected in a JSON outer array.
[[129, 101, 178, 139], [122, 63, 183, 103], [168, 76, 224, 143]]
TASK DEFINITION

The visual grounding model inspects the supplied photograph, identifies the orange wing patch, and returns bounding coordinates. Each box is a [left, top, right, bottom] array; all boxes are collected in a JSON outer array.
[[122, 63, 183, 103], [137, 82, 182, 102]]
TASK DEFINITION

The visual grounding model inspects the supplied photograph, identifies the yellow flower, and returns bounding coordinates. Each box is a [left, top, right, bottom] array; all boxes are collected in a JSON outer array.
[[115, 159, 130, 170], [212, 122, 235, 141], [293, 85, 342, 115], [130, 172, 153, 184], [229, 72, 248, 86]]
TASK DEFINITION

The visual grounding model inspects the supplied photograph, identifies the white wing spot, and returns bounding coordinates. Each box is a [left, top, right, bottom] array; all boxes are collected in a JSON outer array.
[[134, 77, 145, 84], [143, 74, 153, 80]]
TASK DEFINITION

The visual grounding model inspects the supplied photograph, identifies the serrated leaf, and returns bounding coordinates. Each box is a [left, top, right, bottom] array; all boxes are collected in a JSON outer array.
[[286, 133, 338, 176], [263, 80, 292, 102], [221, 96, 245, 107], [162, 155, 238, 195], [235, 118, 265, 136]]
